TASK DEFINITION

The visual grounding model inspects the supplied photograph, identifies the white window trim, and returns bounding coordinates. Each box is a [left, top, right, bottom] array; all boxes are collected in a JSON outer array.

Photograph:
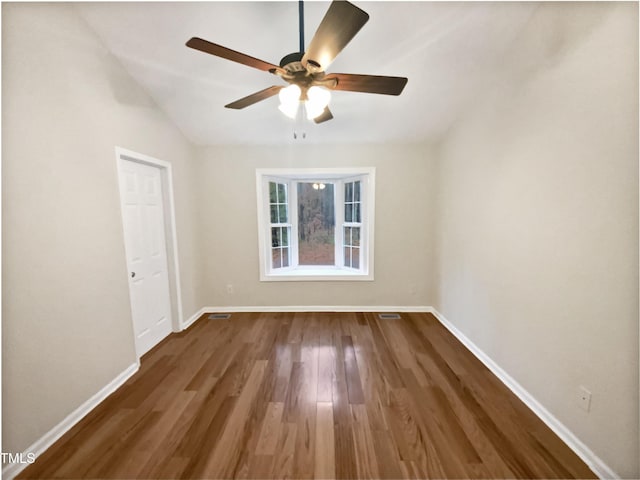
[[256, 167, 375, 282]]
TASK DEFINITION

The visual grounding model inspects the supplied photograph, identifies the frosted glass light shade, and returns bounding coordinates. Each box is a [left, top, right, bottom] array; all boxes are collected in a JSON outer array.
[[278, 102, 300, 119], [305, 86, 331, 120], [278, 85, 301, 119]]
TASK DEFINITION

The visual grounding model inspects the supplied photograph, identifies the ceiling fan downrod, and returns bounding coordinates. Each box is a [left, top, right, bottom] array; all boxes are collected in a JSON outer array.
[[299, 0, 305, 54], [277, 1, 306, 70]]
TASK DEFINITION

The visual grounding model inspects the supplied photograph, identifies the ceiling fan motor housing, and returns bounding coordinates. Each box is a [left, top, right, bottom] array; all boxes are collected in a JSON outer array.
[[277, 51, 338, 93], [279, 52, 306, 71]]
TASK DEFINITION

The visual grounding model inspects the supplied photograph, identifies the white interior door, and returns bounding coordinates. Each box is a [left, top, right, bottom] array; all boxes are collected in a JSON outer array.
[[118, 159, 172, 357]]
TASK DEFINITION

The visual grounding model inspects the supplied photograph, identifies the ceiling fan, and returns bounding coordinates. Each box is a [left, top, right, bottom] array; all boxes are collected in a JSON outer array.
[[186, 0, 408, 124]]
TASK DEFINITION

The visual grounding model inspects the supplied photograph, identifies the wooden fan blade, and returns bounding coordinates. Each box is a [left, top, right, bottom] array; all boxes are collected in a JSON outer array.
[[225, 86, 283, 109], [325, 73, 408, 95], [302, 1, 369, 72], [313, 107, 334, 124], [186, 37, 280, 73]]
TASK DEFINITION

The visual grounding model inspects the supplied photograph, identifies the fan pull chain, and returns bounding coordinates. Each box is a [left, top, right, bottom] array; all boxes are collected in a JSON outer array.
[[293, 105, 307, 140]]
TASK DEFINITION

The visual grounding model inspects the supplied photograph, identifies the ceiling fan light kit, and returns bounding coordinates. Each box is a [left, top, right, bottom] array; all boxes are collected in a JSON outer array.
[[186, 0, 408, 125], [277, 84, 331, 121]]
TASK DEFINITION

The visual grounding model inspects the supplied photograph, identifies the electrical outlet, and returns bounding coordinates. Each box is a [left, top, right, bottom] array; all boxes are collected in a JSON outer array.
[[226, 284, 234, 294], [578, 386, 592, 412]]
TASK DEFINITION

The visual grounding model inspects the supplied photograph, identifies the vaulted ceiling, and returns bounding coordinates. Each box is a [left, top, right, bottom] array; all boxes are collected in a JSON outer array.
[[76, 2, 539, 146]]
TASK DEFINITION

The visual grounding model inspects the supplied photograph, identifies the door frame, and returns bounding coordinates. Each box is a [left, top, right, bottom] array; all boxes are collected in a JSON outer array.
[[115, 147, 184, 346]]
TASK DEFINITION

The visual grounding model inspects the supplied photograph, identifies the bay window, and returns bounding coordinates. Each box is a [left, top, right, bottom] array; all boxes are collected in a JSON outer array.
[[256, 168, 375, 281]]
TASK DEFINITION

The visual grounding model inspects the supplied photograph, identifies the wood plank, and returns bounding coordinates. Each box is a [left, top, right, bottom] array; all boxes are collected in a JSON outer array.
[[372, 428, 404, 479], [179, 395, 237, 478], [314, 402, 336, 479], [334, 423, 358, 479], [331, 333, 352, 426], [352, 329, 390, 431], [317, 343, 335, 403], [201, 360, 268, 478], [255, 402, 285, 455], [270, 422, 297, 479], [342, 335, 365, 404], [350, 404, 380, 479], [377, 317, 430, 386]]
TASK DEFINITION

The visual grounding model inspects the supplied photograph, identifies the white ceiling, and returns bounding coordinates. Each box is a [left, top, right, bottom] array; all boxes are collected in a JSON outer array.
[[76, 1, 538, 146]]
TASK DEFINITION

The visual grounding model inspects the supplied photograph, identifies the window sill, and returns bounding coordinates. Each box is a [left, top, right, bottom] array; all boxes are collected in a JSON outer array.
[[261, 266, 373, 282]]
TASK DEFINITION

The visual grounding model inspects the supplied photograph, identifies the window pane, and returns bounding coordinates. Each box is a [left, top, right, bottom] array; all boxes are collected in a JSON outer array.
[[269, 182, 278, 203], [352, 247, 360, 269], [345, 182, 353, 203], [271, 227, 280, 247], [354, 203, 361, 223], [344, 246, 351, 267], [282, 247, 289, 267], [352, 227, 360, 247], [354, 181, 361, 202], [272, 248, 281, 269], [344, 226, 351, 246], [281, 227, 289, 246], [278, 183, 287, 203], [298, 182, 335, 265], [270, 205, 278, 224], [279, 204, 288, 223], [345, 203, 352, 222]]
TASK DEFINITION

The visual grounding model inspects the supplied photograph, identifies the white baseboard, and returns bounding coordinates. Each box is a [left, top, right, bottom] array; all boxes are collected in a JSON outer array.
[[180, 305, 432, 332], [192, 305, 432, 315], [430, 308, 618, 480], [181, 306, 209, 330], [1, 362, 139, 480]]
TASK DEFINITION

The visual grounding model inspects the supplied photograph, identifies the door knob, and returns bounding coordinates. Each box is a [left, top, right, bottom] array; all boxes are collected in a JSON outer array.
[[131, 272, 136, 278]]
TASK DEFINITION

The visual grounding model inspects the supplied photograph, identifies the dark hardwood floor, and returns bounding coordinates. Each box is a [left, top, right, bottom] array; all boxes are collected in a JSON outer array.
[[19, 312, 596, 479]]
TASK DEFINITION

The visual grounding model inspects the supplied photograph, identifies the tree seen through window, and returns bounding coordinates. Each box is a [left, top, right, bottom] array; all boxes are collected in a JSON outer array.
[[297, 182, 335, 265]]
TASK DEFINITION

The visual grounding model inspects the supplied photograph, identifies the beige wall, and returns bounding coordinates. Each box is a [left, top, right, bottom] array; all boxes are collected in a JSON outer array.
[[196, 144, 437, 308], [2, 3, 201, 454], [434, 3, 638, 477]]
